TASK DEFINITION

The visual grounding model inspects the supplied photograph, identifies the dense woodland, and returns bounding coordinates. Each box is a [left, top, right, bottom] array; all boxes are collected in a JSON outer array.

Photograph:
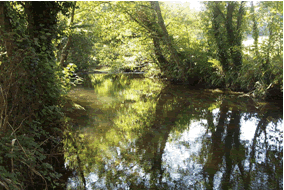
[[0, 1, 282, 189]]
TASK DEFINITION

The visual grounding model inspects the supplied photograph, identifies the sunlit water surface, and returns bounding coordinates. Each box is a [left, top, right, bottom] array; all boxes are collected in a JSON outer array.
[[65, 74, 282, 190]]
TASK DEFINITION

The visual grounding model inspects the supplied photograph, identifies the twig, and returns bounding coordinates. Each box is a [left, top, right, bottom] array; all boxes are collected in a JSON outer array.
[[10, 116, 28, 136], [20, 160, 48, 190]]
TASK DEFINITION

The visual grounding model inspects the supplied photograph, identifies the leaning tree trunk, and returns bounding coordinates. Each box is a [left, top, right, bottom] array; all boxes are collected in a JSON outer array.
[[148, 2, 169, 76], [150, 1, 185, 79], [60, 2, 76, 67], [152, 35, 169, 72]]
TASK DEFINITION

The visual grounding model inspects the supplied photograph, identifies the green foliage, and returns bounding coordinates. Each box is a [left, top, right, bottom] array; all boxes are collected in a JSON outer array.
[[235, 1, 283, 98], [67, 33, 95, 71], [56, 16, 96, 71], [237, 53, 283, 98], [0, 1, 75, 189], [1, 1, 282, 189], [63, 1, 281, 96], [0, 120, 63, 189], [60, 63, 83, 92]]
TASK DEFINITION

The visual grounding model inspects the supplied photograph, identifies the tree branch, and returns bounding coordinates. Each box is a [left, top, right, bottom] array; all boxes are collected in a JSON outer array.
[[125, 11, 153, 35], [236, 1, 244, 31], [214, 1, 226, 21]]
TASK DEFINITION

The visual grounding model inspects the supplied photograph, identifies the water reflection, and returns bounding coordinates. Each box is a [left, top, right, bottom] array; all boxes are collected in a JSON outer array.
[[66, 75, 282, 190]]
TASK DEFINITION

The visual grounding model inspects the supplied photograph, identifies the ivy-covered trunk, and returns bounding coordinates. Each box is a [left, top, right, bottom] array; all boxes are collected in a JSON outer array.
[[212, 2, 229, 73], [227, 2, 244, 70], [24, 2, 62, 108], [0, 2, 74, 189], [211, 2, 244, 88], [251, 1, 259, 58], [0, 2, 15, 58]]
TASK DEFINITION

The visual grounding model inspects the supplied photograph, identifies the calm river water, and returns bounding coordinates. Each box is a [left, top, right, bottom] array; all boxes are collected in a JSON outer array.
[[64, 74, 283, 190]]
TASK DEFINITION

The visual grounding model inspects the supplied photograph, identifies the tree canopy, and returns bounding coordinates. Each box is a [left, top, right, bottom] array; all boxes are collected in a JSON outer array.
[[54, 1, 282, 97]]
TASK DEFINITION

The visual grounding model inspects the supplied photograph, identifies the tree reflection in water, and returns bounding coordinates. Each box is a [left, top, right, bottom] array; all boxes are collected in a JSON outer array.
[[65, 75, 282, 190]]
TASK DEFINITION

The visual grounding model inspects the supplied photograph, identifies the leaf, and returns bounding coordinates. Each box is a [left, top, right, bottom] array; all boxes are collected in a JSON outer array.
[[40, 35, 47, 40]]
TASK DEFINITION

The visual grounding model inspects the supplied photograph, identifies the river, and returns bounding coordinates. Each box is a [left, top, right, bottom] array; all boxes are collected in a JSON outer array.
[[64, 74, 282, 190]]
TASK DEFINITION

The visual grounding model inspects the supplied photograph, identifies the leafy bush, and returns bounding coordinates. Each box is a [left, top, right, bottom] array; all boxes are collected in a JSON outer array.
[[236, 51, 283, 99], [0, 55, 65, 189], [60, 63, 83, 92], [0, 2, 75, 189]]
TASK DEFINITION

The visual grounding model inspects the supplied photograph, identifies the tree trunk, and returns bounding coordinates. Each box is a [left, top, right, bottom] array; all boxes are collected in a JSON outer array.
[[212, 2, 229, 73], [152, 35, 169, 72], [232, 2, 244, 69], [148, 2, 169, 75], [212, 2, 244, 87], [60, 2, 76, 67], [226, 2, 243, 70], [251, 1, 259, 57], [0, 2, 15, 58], [150, 1, 185, 79]]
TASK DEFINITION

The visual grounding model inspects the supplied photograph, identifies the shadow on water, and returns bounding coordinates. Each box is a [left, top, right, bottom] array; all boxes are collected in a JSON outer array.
[[63, 74, 283, 190]]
